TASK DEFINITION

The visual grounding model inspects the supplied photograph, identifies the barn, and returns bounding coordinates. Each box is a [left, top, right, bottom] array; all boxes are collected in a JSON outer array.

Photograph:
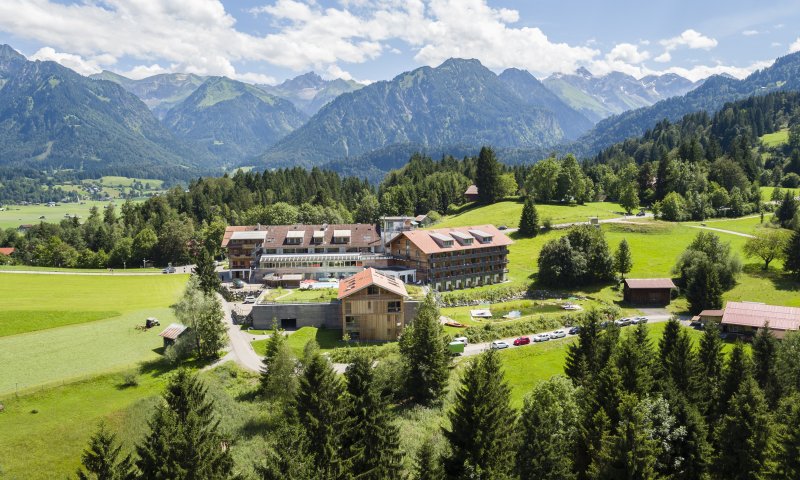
[[623, 278, 676, 306]]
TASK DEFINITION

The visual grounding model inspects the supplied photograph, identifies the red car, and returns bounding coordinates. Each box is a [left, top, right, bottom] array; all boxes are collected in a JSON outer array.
[[513, 336, 531, 346]]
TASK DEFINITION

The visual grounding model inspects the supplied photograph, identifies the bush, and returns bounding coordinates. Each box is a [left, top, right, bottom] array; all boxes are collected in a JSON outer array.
[[122, 372, 139, 387], [461, 315, 564, 343], [439, 284, 527, 307], [164, 332, 196, 364], [326, 342, 399, 363], [542, 218, 553, 230]]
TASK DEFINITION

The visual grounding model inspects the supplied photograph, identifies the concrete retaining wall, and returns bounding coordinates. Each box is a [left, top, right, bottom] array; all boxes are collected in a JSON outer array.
[[250, 302, 340, 330]]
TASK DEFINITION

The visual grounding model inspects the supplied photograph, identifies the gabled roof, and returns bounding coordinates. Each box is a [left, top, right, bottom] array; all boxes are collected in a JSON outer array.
[[0, 247, 14, 256], [465, 185, 478, 195], [391, 225, 512, 255], [699, 309, 724, 317], [624, 278, 677, 290], [223, 224, 380, 249], [222, 225, 257, 247], [159, 323, 188, 340], [338, 268, 408, 299], [722, 302, 800, 331]]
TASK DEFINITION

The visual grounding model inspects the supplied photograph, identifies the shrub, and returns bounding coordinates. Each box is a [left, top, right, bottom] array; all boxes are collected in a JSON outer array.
[[461, 315, 564, 343], [326, 342, 399, 363], [122, 372, 139, 387], [439, 285, 527, 307]]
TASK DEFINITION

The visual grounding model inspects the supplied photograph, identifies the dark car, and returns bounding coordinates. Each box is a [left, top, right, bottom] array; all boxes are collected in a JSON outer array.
[[513, 336, 531, 346], [636, 210, 646, 217], [568, 326, 581, 335], [498, 225, 508, 230]]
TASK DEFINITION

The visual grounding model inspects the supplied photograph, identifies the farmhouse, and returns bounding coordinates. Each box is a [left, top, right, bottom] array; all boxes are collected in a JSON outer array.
[[464, 184, 479, 202], [0, 247, 14, 257], [158, 323, 189, 348], [718, 302, 800, 339], [339, 268, 409, 341], [387, 225, 512, 291], [622, 278, 676, 306]]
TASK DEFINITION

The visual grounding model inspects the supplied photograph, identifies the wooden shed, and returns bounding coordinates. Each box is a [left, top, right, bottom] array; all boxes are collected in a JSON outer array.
[[623, 278, 676, 306], [158, 323, 189, 348]]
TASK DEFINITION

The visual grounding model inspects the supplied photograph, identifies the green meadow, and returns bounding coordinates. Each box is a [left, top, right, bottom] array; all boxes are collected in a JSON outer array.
[[433, 200, 623, 229], [0, 200, 117, 229]]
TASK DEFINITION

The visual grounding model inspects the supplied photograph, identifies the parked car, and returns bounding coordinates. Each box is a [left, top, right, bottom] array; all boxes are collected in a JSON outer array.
[[568, 326, 581, 335], [551, 330, 566, 339], [243, 295, 257, 304], [513, 336, 531, 346], [631, 316, 648, 324], [614, 318, 631, 327], [490, 340, 510, 350], [498, 225, 508, 230], [533, 333, 551, 342], [232, 279, 245, 289], [162, 266, 176, 274], [636, 210, 646, 217], [453, 336, 469, 345]]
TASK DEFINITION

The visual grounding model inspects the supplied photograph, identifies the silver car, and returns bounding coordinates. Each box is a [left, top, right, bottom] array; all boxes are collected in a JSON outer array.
[[550, 330, 566, 339], [490, 340, 510, 350], [533, 333, 551, 342]]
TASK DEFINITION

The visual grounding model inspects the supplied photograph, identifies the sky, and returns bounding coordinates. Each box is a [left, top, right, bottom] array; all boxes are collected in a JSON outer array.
[[0, 0, 798, 85]]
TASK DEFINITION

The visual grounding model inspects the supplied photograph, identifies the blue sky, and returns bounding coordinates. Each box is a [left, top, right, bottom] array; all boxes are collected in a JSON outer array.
[[0, 0, 798, 84]]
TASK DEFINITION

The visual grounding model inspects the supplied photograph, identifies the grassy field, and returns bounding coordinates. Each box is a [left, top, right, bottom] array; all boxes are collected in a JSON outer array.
[[252, 326, 352, 357], [0, 273, 188, 393], [682, 216, 767, 235], [263, 287, 339, 303], [0, 200, 117, 229], [0, 265, 161, 273], [760, 128, 789, 147], [433, 200, 623, 229], [90, 176, 164, 188]]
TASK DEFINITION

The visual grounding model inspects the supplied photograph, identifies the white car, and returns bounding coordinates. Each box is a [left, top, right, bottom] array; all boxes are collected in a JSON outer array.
[[533, 333, 551, 342], [550, 330, 566, 339], [490, 340, 510, 350], [243, 295, 257, 304], [453, 336, 469, 345]]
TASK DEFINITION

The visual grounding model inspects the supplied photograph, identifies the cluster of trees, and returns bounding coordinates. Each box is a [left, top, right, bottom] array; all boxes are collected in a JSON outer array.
[[537, 225, 616, 287], [525, 154, 594, 205], [673, 231, 742, 314]]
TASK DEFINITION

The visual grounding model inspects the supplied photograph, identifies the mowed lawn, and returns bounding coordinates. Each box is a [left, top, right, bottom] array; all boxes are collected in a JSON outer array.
[[433, 200, 623, 229], [0, 273, 188, 393], [0, 200, 115, 229]]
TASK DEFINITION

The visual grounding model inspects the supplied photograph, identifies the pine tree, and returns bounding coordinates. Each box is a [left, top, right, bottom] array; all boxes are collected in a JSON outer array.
[[518, 196, 539, 237], [658, 318, 681, 370], [685, 256, 723, 314], [259, 320, 297, 401], [476, 146, 502, 205], [342, 352, 403, 480], [616, 322, 653, 396], [399, 292, 450, 405], [442, 349, 516, 479], [769, 393, 800, 480], [256, 421, 315, 480], [76, 422, 136, 480], [193, 248, 220, 295], [752, 323, 779, 404], [720, 341, 752, 413], [516, 376, 579, 480], [591, 394, 660, 480], [712, 377, 773, 480], [412, 438, 443, 480], [295, 343, 350, 479], [613, 239, 633, 280], [565, 311, 603, 384], [664, 329, 697, 399], [665, 390, 711, 480], [136, 369, 236, 479], [776, 190, 798, 228]]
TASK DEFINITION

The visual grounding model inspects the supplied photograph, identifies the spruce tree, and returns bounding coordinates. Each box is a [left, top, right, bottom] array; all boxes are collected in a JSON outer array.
[[136, 369, 236, 479], [399, 292, 450, 405], [259, 321, 297, 401], [193, 248, 220, 295], [776, 190, 798, 228], [697, 320, 724, 417], [575, 400, 611, 480], [412, 438, 443, 480], [720, 341, 752, 412], [565, 311, 602, 384], [518, 196, 539, 237], [442, 349, 516, 479], [685, 256, 723, 314], [616, 322, 653, 396], [712, 377, 773, 480], [76, 422, 136, 480], [665, 390, 711, 480], [769, 393, 800, 480], [295, 342, 349, 479], [752, 323, 779, 404], [613, 239, 633, 280], [516, 376, 579, 480], [664, 329, 697, 399], [342, 352, 403, 480], [658, 318, 681, 370], [590, 394, 660, 480], [785, 227, 800, 278], [256, 421, 315, 480], [476, 146, 503, 205]]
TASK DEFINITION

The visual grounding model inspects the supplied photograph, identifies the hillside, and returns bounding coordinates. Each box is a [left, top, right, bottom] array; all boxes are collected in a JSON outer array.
[[543, 67, 698, 123], [258, 72, 364, 116], [163, 76, 307, 162], [0, 48, 213, 178], [0, 44, 26, 90], [258, 58, 588, 169], [574, 51, 800, 156], [92, 71, 206, 119]]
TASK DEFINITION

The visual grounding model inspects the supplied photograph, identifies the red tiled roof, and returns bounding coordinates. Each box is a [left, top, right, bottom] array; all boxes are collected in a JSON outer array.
[[221, 225, 256, 247], [721, 302, 800, 331], [223, 224, 380, 249], [392, 224, 512, 255], [159, 323, 188, 340], [0, 247, 14, 256], [464, 185, 478, 195], [338, 268, 408, 299], [624, 278, 676, 290], [699, 309, 724, 317]]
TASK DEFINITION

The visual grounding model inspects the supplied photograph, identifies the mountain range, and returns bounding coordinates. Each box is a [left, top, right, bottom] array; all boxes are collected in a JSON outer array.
[[3, 42, 800, 183]]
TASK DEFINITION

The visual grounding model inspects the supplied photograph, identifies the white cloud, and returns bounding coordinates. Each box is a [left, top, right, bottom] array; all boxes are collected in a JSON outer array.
[[654, 52, 672, 63], [742, 29, 759, 36], [663, 60, 773, 82], [660, 29, 718, 51], [29, 47, 103, 75], [119, 64, 173, 79], [790, 38, 800, 53]]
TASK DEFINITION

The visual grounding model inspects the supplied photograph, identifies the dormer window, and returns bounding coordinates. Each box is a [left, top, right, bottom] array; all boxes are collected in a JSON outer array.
[[286, 230, 305, 245], [430, 232, 455, 248], [333, 229, 351, 244], [312, 230, 325, 244]]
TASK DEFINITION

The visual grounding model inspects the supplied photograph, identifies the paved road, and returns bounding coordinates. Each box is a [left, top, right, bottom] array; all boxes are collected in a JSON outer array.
[[688, 225, 755, 238], [459, 312, 672, 357], [217, 294, 262, 372]]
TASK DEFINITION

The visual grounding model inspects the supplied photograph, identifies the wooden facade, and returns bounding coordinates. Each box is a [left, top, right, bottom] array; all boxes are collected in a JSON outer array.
[[340, 285, 405, 341], [622, 278, 676, 306]]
